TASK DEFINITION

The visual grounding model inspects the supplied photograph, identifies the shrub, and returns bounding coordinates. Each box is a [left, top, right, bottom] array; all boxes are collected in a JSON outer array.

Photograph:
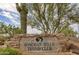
[[0, 48, 21, 55]]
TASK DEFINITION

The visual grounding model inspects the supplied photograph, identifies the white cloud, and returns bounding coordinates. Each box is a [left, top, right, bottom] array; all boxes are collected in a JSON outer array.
[[70, 23, 79, 32], [1, 11, 13, 18], [3, 12, 19, 25], [10, 19, 20, 26], [0, 10, 20, 26], [27, 25, 42, 34], [0, 3, 17, 12]]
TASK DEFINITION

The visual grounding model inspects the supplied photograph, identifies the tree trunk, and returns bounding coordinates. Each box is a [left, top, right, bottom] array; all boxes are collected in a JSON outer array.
[[20, 13, 27, 34]]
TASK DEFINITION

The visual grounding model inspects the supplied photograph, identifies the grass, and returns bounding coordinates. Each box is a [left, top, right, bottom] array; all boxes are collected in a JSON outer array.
[[0, 47, 21, 55]]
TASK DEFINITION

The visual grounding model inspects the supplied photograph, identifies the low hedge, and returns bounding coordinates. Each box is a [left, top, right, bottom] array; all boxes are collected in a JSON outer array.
[[0, 48, 21, 55]]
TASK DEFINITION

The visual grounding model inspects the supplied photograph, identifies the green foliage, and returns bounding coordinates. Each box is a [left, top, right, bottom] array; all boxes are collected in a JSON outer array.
[[0, 48, 21, 55], [31, 3, 79, 36], [60, 28, 77, 36], [13, 28, 23, 34], [0, 22, 23, 36]]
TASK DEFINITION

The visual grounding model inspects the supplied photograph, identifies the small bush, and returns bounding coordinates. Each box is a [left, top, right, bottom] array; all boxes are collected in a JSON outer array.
[[0, 48, 21, 55]]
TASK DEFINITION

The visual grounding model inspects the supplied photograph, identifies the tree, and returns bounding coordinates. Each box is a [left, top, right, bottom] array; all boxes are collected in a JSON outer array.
[[31, 3, 77, 35], [31, 3, 55, 33], [0, 22, 23, 37], [16, 3, 28, 34]]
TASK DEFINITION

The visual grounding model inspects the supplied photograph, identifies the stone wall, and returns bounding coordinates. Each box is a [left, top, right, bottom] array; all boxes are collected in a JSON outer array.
[[8, 34, 79, 55]]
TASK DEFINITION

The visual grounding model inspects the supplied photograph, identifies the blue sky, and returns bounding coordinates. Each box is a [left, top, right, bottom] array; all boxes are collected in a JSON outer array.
[[0, 4, 20, 27]]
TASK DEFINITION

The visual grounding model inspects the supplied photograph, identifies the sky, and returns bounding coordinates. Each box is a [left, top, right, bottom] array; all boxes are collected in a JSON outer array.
[[0, 3, 79, 34], [0, 3, 42, 34], [0, 3, 16, 12]]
